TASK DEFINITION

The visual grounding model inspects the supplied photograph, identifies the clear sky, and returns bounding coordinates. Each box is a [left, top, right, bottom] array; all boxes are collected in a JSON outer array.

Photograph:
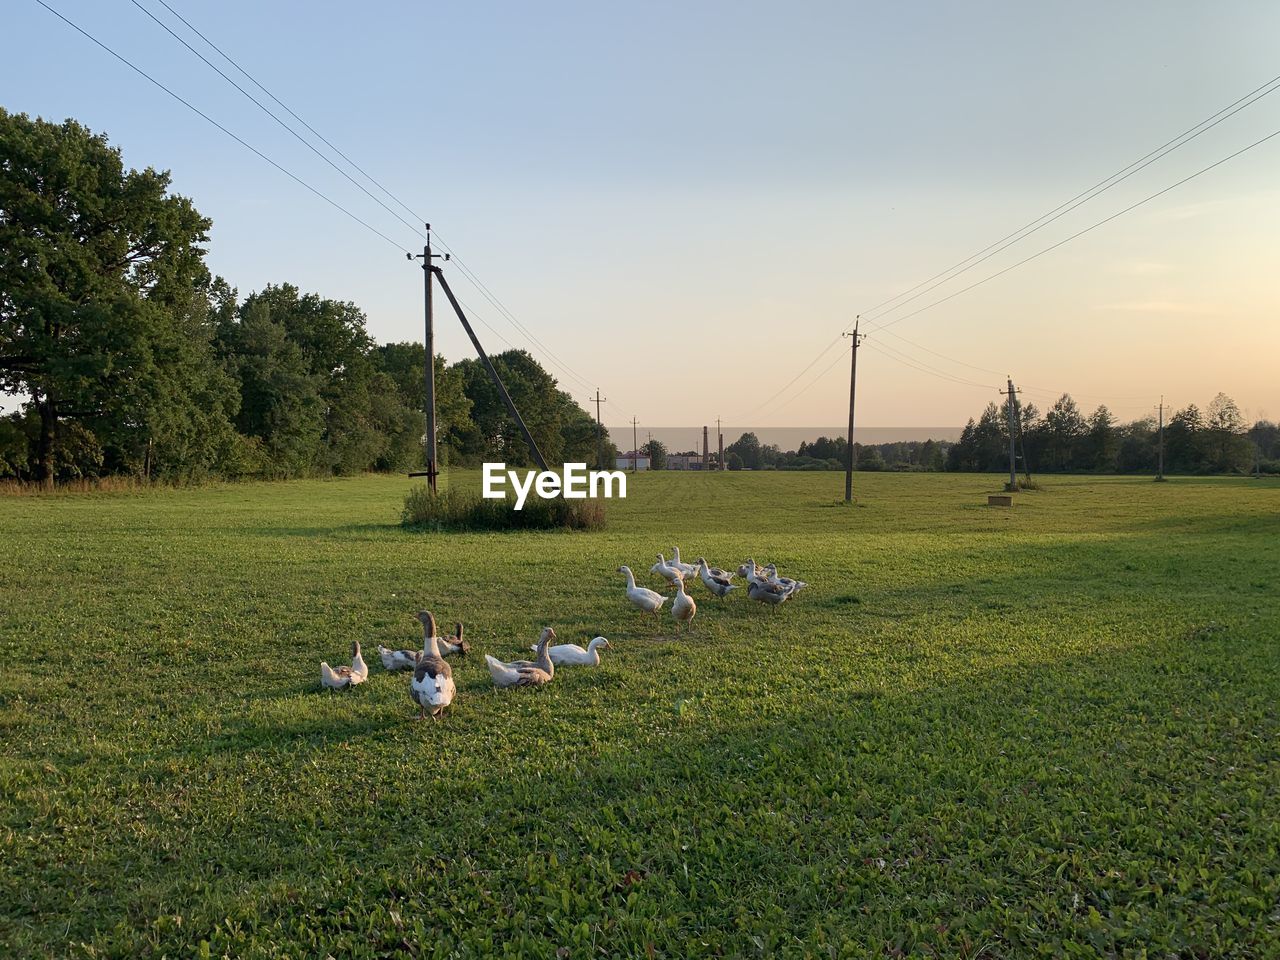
[[6, 0, 1279, 429]]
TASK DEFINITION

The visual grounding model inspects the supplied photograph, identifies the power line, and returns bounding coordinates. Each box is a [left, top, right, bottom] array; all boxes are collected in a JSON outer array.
[[755, 345, 852, 421], [859, 71, 1280, 326], [129, 0, 623, 415], [741, 333, 845, 419], [866, 123, 1280, 335], [33, 0, 409, 254], [130, 0, 425, 244], [865, 340, 998, 390], [149, 0, 426, 230]]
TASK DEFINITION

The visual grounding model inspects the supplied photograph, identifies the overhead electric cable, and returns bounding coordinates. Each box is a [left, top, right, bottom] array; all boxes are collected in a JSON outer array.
[[130, 0, 426, 243], [132, 0, 624, 416], [859, 72, 1280, 325], [33, 0, 409, 253], [150, 0, 426, 228], [865, 123, 1280, 334]]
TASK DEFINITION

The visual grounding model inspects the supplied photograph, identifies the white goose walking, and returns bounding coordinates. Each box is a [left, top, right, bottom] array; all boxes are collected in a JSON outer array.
[[619, 565, 666, 614], [650, 553, 685, 589]]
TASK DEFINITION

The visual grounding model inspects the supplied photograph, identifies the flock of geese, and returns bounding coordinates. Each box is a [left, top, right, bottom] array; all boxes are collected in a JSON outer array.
[[319, 545, 807, 719]]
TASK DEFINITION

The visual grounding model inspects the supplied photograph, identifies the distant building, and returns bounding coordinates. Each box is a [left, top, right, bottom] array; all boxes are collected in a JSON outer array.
[[616, 451, 650, 471], [666, 454, 704, 471]]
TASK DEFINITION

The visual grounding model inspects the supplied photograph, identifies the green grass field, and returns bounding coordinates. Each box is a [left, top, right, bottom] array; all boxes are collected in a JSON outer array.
[[2, 471, 1278, 958]]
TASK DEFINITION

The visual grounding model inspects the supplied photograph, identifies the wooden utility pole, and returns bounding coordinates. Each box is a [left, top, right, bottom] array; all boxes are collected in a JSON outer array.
[[1156, 396, 1166, 482], [409, 225, 448, 491], [1005, 377, 1019, 492], [631, 416, 639, 472], [592, 389, 606, 469], [843, 318, 865, 502], [433, 267, 548, 470]]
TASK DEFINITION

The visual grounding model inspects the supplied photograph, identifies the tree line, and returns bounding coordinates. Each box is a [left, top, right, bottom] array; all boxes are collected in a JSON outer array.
[[947, 392, 1275, 476], [642, 395, 1276, 477], [638, 433, 950, 472], [0, 110, 614, 485]]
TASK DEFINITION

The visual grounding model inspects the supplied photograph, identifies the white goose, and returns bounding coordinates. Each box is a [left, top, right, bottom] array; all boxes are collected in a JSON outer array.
[[762, 563, 807, 593], [668, 546, 698, 579], [738, 559, 768, 585], [409, 611, 455, 718], [486, 628, 556, 688], [672, 577, 696, 632], [650, 553, 685, 589], [320, 641, 369, 690], [619, 565, 666, 614], [531, 635, 612, 666], [696, 558, 737, 598]]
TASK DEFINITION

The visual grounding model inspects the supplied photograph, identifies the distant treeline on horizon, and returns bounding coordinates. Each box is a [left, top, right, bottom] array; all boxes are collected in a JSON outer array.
[[606, 426, 963, 452]]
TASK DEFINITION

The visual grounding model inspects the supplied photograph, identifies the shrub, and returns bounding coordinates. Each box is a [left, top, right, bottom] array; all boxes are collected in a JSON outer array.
[[401, 486, 606, 532]]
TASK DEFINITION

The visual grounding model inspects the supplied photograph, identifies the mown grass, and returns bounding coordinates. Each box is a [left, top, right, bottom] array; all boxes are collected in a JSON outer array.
[[1, 471, 1277, 958]]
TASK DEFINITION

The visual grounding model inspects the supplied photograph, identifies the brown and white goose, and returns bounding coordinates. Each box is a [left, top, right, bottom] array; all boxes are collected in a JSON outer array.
[[696, 558, 737, 597], [747, 578, 794, 606], [320, 641, 369, 690], [409, 611, 455, 718], [486, 628, 556, 688], [380, 617, 468, 669], [437, 621, 470, 656]]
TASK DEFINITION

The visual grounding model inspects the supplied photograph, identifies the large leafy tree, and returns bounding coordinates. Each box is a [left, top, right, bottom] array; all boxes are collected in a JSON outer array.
[[1203, 392, 1253, 473], [0, 109, 232, 484], [375, 341, 472, 466]]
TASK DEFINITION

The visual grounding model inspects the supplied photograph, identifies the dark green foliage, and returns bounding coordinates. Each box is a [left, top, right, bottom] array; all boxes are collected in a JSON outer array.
[[401, 483, 606, 531], [948, 392, 1262, 476], [642, 438, 668, 470], [0, 109, 236, 484], [451, 349, 615, 468]]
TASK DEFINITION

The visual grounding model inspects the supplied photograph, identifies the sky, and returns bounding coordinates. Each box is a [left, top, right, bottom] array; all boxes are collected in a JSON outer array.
[[5, 0, 1279, 432]]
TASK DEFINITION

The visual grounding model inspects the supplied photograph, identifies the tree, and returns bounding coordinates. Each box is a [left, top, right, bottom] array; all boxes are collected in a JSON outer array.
[[1203, 392, 1252, 473], [725, 432, 762, 470], [1166, 405, 1204, 473], [725, 451, 743, 471], [1, 109, 232, 485], [642, 438, 668, 470], [1042, 394, 1087, 470], [374, 342, 472, 467], [856, 446, 885, 471], [216, 295, 323, 475], [1085, 405, 1119, 472]]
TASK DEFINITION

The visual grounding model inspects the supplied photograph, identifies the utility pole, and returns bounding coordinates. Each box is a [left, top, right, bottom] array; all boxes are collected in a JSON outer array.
[[593, 389, 605, 470], [1156, 396, 1166, 482], [843, 318, 865, 502], [631, 416, 639, 472], [1005, 377, 1019, 492], [409, 224, 448, 492]]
